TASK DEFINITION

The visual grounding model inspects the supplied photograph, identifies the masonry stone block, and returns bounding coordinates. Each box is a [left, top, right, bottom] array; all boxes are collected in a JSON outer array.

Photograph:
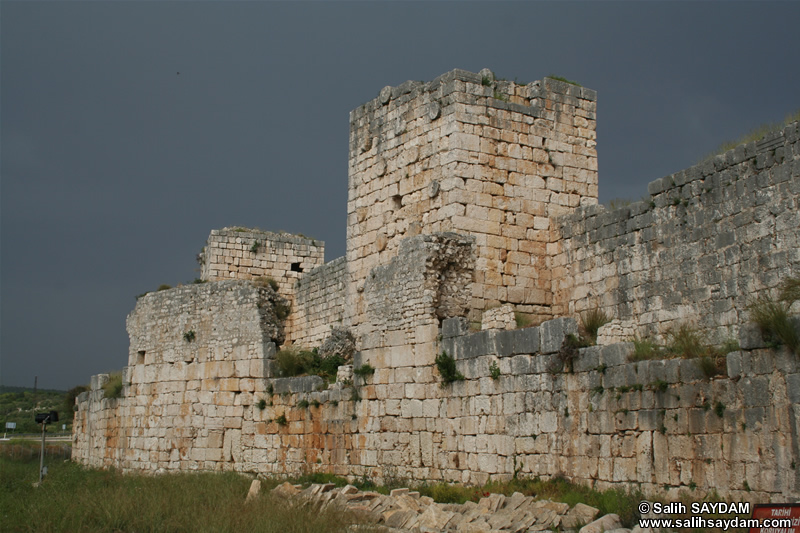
[[511, 326, 540, 355], [573, 346, 600, 373], [741, 376, 771, 407], [442, 317, 469, 339], [600, 343, 632, 367], [461, 331, 494, 359], [539, 318, 577, 354], [494, 330, 514, 358], [788, 374, 800, 404]]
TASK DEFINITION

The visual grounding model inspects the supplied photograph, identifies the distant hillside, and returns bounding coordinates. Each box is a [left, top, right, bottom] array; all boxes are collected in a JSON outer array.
[[1, 386, 76, 434]]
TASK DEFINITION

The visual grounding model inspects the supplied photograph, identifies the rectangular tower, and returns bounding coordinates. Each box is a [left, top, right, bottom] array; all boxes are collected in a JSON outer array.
[[346, 69, 598, 330]]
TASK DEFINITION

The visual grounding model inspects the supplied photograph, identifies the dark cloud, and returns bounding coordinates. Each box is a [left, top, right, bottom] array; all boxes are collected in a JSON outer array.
[[2, 1, 798, 389]]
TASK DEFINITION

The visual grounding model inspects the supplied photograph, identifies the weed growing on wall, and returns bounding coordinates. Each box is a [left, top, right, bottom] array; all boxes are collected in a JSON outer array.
[[748, 276, 800, 353], [183, 330, 196, 342], [546, 75, 582, 87], [435, 351, 464, 385], [275, 348, 345, 381], [579, 309, 611, 344], [102, 372, 123, 399], [699, 108, 800, 162], [255, 276, 279, 292], [353, 363, 375, 384], [489, 361, 501, 380], [665, 323, 705, 358]]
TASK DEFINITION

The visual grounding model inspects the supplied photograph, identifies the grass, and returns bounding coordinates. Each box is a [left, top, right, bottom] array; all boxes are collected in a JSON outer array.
[[102, 372, 123, 399], [630, 325, 728, 376], [546, 75, 581, 87], [274, 348, 345, 381], [514, 312, 533, 328], [2, 449, 747, 531], [353, 363, 375, 384], [665, 323, 705, 359], [255, 277, 279, 292], [422, 476, 641, 526], [579, 309, 611, 344], [0, 453, 375, 533], [699, 108, 800, 162], [435, 351, 465, 385], [273, 301, 291, 321], [748, 277, 799, 353], [183, 330, 196, 342]]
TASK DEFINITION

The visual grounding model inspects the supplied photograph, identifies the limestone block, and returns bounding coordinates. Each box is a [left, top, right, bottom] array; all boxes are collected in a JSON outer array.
[[539, 318, 578, 354]]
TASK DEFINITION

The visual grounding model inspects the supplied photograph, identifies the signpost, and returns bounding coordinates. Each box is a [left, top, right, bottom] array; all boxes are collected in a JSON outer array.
[[3, 422, 16, 439], [34, 411, 58, 485], [750, 503, 800, 533]]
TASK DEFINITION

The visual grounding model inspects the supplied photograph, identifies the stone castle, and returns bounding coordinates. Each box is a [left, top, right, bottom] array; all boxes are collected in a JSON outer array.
[[73, 69, 800, 502]]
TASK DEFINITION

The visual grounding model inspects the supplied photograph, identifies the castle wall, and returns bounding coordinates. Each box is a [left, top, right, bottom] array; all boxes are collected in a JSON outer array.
[[72, 314, 800, 502], [73, 281, 281, 469], [552, 122, 800, 342], [346, 69, 598, 331], [288, 256, 347, 347], [359, 232, 475, 369], [73, 69, 800, 504], [200, 228, 324, 297]]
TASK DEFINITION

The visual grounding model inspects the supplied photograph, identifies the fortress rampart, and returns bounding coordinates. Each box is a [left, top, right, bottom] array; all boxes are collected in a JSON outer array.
[[553, 123, 800, 342], [73, 69, 800, 501]]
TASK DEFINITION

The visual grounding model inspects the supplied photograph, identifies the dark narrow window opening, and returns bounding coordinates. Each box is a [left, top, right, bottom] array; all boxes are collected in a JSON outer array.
[[392, 195, 403, 210], [137, 350, 146, 364], [291, 262, 303, 272]]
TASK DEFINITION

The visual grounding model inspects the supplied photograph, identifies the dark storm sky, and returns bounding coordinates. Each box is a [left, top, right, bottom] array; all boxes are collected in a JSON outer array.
[[2, 1, 799, 390]]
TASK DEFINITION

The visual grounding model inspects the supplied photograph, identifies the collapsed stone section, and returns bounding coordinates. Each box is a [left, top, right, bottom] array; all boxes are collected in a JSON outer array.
[[362, 233, 475, 343]]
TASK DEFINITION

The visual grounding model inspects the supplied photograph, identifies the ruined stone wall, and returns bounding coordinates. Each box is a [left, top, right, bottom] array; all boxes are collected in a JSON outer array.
[[200, 228, 324, 298], [73, 281, 281, 469], [347, 69, 598, 331], [552, 122, 800, 342], [74, 315, 800, 502], [358, 232, 475, 369], [288, 257, 347, 348]]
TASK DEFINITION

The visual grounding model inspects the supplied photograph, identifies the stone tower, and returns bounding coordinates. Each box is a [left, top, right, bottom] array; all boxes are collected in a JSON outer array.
[[346, 68, 598, 331]]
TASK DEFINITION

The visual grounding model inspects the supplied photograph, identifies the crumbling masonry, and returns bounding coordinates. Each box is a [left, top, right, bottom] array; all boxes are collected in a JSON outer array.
[[73, 69, 800, 502]]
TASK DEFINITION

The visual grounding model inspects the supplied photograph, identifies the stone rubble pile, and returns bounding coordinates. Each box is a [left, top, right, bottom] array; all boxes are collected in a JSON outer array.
[[270, 482, 632, 533]]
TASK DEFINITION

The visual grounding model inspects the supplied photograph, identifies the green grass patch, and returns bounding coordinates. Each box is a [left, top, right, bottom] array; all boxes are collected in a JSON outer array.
[[489, 361, 501, 380], [665, 323, 705, 359], [0, 455, 375, 533], [255, 277, 279, 292]]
